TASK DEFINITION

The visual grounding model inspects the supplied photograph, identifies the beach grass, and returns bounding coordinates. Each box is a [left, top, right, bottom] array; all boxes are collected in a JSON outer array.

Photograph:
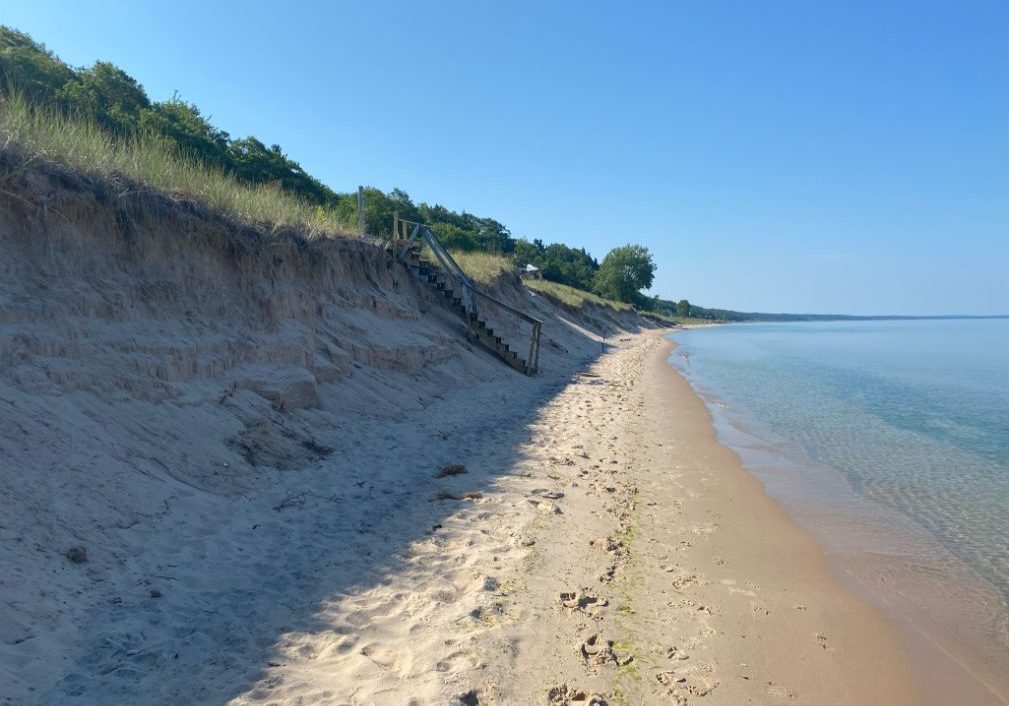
[[525, 278, 633, 311], [641, 309, 717, 326], [449, 251, 514, 286], [0, 92, 353, 237]]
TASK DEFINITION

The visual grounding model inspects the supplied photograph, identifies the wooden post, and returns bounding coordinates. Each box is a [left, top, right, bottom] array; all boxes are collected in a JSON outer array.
[[357, 186, 366, 238], [393, 211, 399, 247]]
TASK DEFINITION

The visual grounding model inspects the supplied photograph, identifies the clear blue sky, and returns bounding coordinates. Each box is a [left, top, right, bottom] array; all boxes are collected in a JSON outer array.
[[5, 0, 1008, 315]]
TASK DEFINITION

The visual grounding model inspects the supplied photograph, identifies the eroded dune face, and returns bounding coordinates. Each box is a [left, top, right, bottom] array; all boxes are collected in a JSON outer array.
[[0, 155, 649, 705]]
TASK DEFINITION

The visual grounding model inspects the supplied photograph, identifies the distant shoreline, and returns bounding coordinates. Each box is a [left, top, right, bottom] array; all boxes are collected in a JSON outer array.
[[681, 313, 1009, 324]]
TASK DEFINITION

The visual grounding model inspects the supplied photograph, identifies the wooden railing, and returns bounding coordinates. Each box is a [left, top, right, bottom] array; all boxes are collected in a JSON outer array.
[[395, 219, 542, 374]]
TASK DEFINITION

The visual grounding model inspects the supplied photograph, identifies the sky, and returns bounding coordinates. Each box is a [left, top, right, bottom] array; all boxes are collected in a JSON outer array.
[[3, 0, 1008, 315]]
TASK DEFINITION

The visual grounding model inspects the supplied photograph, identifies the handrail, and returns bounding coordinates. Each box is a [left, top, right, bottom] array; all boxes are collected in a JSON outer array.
[[395, 219, 542, 373], [398, 221, 543, 327]]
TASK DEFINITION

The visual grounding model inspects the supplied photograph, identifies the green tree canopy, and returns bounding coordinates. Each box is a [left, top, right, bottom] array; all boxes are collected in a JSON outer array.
[[56, 61, 150, 134], [676, 299, 692, 317], [139, 94, 230, 168], [0, 27, 74, 104], [514, 238, 598, 290], [594, 244, 656, 305], [227, 137, 338, 205]]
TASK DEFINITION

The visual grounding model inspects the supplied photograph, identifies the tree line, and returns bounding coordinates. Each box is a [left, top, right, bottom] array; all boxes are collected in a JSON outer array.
[[1, 26, 657, 307]]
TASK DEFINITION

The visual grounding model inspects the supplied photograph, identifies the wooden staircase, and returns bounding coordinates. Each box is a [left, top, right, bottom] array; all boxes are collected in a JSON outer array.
[[400, 240, 539, 375]]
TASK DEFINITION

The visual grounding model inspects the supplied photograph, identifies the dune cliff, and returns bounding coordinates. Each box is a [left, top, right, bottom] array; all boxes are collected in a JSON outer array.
[[0, 153, 651, 705]]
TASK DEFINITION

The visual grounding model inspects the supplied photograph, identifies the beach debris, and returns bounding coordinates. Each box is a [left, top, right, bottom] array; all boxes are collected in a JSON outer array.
[[437, 463, 468, 477], [65, 546, 88, 564], [435, 489, 483, 501]]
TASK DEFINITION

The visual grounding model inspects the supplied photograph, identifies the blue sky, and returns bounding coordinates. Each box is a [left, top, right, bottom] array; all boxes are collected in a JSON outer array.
[[4, 0, 1007, 315]]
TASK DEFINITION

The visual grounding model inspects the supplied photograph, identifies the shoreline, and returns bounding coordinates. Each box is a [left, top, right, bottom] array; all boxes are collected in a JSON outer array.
[[634, 337, 917, 703], [667, 331, 1009, 706], [462, 332, 918, 703]]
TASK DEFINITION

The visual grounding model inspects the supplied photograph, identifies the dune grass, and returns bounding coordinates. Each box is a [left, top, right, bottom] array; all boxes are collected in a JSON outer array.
[[0, 92, 353, 237], [525, 278, 633, 311], [448, 250, 514, 286], [640, 310, 717, 326]]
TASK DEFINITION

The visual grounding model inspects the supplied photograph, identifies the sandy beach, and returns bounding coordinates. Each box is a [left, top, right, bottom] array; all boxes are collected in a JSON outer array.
[[445, 333, 918, 705], [3, 319, 927, 706]]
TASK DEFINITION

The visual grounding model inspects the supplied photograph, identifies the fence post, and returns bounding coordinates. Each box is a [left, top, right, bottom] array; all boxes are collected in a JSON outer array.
[[357, 186, 366, 238], [393, 211, 399, 247]]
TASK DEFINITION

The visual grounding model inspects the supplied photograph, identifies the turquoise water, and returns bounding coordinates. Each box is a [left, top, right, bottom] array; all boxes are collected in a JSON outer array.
[[668, 319, 1009, 678]]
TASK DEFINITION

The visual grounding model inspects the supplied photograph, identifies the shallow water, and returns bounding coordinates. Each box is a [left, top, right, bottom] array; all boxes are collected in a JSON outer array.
[[668, 319, 1009, 698]]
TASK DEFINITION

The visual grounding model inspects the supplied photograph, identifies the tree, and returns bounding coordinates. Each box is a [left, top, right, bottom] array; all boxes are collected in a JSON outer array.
[[539, 243, 598, 290], [56, 61, 150, 134], [474, 217, 514, 253], [139, 94, 230, 168], [594, 244, 655, 305], [676, 299, 692, 317], [0, 27, 75, 105], [431, 222, 478, 251], [227, 137, 338, 205]]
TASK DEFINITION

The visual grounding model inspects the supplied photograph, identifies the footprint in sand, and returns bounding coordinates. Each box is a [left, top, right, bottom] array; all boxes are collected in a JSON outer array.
[[528, 498, 563, 514], [590, 536, 628, 559], [657, 663, 718, 701], [688, 523, 719, 536], [670, 573, 702, 591], [580, 634, 617, 671], [767, 683, 798, 700], [359, 643, 408, 674], [666, 646, 690, 661], [434, 651, 467, 674], [598, 564, 618, 583], [559, 589, 609, 617], [547, 683, 609, 705]]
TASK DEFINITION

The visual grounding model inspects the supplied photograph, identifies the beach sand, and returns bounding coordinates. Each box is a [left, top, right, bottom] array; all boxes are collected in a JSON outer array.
[[446, 333, 917, 705], [215, 332, 914, 705], [5, 331, 922, 705]]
